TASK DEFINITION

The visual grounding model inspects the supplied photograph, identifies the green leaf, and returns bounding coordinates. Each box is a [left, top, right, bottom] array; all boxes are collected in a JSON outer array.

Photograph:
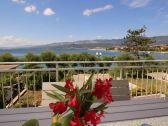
[[45, 91, 64, 101], [80, 73, 94, 102], [76, 87, 81, 103], [81, 73, 94, 90], [64, 97, 70, 102], [80, 90, 92, 94], [94, 103, 107, 112], [54, 122, 62, 126], [22, 119, 39, 126], [51, 84, 73, 96], [62, 113, 73, 126]]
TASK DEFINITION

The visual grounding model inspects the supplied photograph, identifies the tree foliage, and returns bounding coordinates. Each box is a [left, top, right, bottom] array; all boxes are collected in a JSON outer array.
[[0, 53, 18, 62], [24, 53, 41, 62], [123, 26, 155, 59], [40, 50, 58, 68], [40, 50, 57, 61]]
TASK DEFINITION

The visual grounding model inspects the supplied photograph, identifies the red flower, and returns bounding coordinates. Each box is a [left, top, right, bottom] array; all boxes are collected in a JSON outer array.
[[70, 117, 84, 126], [68, 96, 80, 117], [92, 79, 105, 99], [64, 80, 74, 89], [64, 80, 77, 98], [49, 102, 67, 114], [49, 103, 55, 109], [49, 77, 113, 126], [83, 110, 104, 126], [68, 96, 78, 107], [92, 78, 113, 103], [104, 90, 113, 103]]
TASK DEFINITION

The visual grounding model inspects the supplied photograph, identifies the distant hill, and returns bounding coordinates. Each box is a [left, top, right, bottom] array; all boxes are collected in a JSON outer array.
[[34, 36, 167, 49], [0, 36, 168, 51], [151, 36, 168, 45], [41, 39, 124, 49]]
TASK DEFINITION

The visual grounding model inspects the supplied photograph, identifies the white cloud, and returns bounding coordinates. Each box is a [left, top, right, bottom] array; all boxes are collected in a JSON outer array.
[[129, 0, 151, 8], [112, 36, 120, 39], [43, 8, 55, 16], [24, 5, 37, 13], [11, 0, 26, 4], [96, 36, 104, 39], [83, 4, 113, 16], [121, 0, 151, 8], [0, 35, 44, 48]]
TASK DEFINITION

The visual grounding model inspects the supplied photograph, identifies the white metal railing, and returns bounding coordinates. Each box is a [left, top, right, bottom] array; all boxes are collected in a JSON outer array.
[[0, 60, 168, 109]]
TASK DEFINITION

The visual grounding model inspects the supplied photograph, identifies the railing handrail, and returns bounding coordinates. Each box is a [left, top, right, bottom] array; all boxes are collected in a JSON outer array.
[[0, 60, 167, 64], [0, 65, 167, 72]]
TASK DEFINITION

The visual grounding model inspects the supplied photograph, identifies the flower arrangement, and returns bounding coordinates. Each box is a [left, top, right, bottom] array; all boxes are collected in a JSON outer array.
[[47, 74, 113, 126]]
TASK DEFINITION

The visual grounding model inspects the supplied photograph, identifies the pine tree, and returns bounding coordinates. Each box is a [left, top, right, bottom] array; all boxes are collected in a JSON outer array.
[[123, 26, 155, 60]]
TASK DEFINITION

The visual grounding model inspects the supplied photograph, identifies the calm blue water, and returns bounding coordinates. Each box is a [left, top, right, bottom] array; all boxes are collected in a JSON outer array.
[[0, 48, 168, 59]]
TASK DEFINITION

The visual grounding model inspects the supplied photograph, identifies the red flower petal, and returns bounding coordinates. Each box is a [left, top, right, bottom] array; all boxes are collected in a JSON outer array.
[[49, 102, 67, 114], [49, 103, 55, 109], [104, 90, 113, 103], [83, 110, 104, 126], [65, 80, 74, 89]]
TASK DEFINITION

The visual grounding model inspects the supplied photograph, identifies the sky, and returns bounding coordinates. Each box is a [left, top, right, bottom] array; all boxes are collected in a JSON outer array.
[[0, 0, 168, 47]]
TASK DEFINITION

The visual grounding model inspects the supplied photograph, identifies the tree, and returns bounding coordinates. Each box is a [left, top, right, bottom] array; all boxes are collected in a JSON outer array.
[[24, 53, 41, 69], [40, 50, 57, 61], [40, 50, 58, 68], [24, 53, 40, 61], [0, 53, 18, 62], [59, 53, 71, 61], [123, 26, 155, 60]]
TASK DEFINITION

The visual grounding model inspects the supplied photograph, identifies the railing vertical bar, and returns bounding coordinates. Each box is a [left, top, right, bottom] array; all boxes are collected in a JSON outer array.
[[151, 69, 153, 95], [164, 69, 168, 99], [103, 68, 105, 80], [56, 63, 58, 82], [146, 70, 149, 96], [4, 73, 8, 107], [10, 73, 13, 108], [49, 71, 50, 82], [64, 70, 66, 82], [136, 70, 138, 97], [96, 69, 98, 79], [114, 69, 116, 80], [141, 69, 144, 96], [1, 73, 5, 108], [156, 69, 158, 95], [126, 69, 128, 80], [33, 72, 36, 107], [160, 70, 163, 94], [41, 71, 43, 83], [17, 72, 21, 108], [131, 69, 133, 98], [165, 69, 168, 97], [108, 69, 110, 78], [71, 69, 73, 82], [83, 63, 85, 84], [26, 72, 29, 108], [120, 67, 123, 80], [78, 70, 80, 82], [55, 64, 57, 82]]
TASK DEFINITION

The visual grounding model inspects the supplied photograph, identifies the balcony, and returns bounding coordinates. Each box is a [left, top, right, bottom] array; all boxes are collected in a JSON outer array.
[[0, 60, 168, 126]]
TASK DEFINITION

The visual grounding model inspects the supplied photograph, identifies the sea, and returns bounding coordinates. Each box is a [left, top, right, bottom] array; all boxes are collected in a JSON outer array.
[[0, 48, 168, 60]]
